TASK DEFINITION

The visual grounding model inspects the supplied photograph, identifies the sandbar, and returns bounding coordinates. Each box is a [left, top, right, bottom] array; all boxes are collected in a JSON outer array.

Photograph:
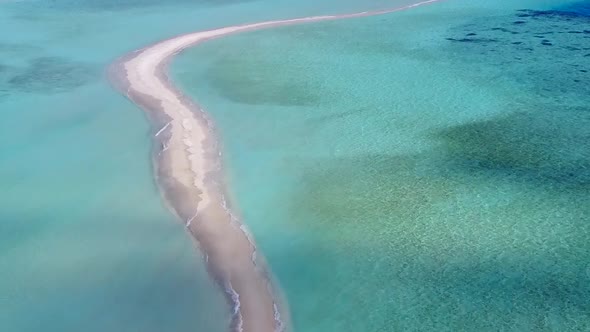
[[108, 1, 442, 331]]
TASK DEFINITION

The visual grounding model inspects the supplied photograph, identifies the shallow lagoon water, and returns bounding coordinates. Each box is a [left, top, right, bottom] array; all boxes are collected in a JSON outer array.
[[0, 0, 425, 331], [2, 0, 588, 330], [173, 0, 589, 330]]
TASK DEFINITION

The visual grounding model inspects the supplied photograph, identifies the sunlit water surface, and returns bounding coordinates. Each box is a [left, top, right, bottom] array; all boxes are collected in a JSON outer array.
[[172, 0, 590, 330]]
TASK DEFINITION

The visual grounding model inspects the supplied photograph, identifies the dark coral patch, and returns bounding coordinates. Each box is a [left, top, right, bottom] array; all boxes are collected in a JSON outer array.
[[7, 57, 97, 93], [432, 109, 590, 186], [491, 27, 515, 33], [446, 37, 498, 43], [444, 5, 590, 99]]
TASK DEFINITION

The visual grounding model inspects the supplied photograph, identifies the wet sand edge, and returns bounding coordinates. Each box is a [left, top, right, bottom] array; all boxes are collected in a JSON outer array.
[[106, 1, 443, 331]]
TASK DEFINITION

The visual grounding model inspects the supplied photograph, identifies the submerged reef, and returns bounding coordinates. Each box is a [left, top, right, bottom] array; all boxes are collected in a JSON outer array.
[[444, 5, 589, 98], [1, 57, 97, 94]]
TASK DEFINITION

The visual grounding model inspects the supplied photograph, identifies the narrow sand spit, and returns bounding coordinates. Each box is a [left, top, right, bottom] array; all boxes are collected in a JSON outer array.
[[108, 1, 442, 331]]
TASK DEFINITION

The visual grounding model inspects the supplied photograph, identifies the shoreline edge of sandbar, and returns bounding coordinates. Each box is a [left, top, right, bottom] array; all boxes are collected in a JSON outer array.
[[107, 1, 442, 331]]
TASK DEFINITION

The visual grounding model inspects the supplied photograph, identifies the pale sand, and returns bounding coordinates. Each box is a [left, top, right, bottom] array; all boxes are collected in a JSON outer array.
[[108, 1, 442, 331]]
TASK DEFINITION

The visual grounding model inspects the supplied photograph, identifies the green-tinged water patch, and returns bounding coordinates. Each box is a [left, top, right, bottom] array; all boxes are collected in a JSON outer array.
[[172, 1, 590, 330], [203, 55, 324, 107], [284, 156, 590, 329]]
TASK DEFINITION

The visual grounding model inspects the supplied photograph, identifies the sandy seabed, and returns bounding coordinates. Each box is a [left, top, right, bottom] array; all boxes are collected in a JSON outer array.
[[108, 1, 442, 331]]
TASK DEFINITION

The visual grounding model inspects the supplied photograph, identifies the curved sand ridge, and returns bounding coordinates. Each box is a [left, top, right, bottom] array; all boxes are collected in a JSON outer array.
[[108, 1, 442, 331]]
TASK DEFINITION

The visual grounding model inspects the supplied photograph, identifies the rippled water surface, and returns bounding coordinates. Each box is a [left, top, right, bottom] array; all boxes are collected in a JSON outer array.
[[0, 0, 424, 331], [173, 0, 590, 330]]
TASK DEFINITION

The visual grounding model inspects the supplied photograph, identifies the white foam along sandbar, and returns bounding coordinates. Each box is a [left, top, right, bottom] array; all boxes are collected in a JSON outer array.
[[108, 1, 443, 331]]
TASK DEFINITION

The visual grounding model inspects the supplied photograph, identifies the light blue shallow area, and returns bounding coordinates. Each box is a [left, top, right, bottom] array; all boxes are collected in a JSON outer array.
[[0, 0, 425, 331], [173, 0, 590, 330]]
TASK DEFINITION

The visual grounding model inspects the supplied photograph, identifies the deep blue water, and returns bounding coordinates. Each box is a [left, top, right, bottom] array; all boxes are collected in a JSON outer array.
[[562, 0, 590, 15]]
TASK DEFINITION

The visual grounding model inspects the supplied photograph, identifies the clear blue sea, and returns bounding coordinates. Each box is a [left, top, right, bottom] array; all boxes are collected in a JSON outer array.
[[2, 0, 589, 331]]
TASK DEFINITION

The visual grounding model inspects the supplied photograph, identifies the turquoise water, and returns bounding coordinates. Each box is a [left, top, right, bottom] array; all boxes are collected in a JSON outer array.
[[2, 0, 589, 330], [1, 0, 427, 331], [0, 2, 234, 331], [173, 0, 590, 330]]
